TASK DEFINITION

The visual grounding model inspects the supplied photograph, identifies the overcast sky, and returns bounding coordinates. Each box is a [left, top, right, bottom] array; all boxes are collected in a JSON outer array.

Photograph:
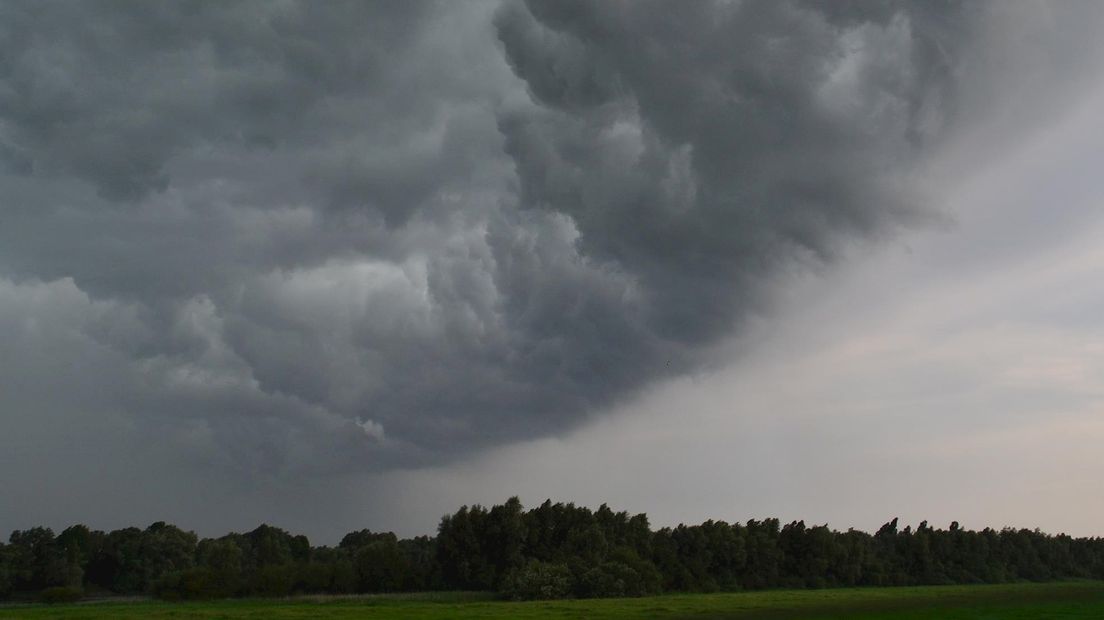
[[3, 0, 1104, 544]]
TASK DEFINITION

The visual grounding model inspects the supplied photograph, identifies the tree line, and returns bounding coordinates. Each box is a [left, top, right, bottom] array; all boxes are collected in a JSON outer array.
[[2, 497, 1102, 602]]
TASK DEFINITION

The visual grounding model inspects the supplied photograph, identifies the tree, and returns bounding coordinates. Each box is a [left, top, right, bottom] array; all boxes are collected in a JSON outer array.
[[0, 542, 13, 599], [195, 538, 244, 597], [8, 527, 70, 591], [6, 498, 1104, 602], [139, 522, 197, 589]]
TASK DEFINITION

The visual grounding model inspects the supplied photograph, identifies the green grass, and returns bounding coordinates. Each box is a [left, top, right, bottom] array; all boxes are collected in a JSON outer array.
[[1, 582, 1102, 619]]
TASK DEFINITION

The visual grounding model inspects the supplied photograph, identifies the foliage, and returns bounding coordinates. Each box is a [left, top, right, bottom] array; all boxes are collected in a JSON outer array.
[[500, 560, 572, 600], [501, 556, 569, 600], [3, 498, 1104, 602], [37, 586, 83, 604]]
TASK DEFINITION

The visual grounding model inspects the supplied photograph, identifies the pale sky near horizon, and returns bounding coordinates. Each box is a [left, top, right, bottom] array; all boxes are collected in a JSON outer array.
[[341, 81, 1104, 541], [3, 1, 1104, 544]]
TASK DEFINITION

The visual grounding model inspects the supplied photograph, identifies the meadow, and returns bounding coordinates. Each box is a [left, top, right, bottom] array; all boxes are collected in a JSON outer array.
[[1, 582, 1102, 619]]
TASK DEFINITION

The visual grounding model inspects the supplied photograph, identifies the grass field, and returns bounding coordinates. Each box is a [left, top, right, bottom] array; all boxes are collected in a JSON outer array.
[[1, 582, 1102, 619]]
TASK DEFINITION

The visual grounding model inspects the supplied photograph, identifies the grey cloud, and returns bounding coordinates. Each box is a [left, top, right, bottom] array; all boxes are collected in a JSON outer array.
[[0, 1, 426, 199], [494, 0, 966, 344], [3, 0, 1097, 501]]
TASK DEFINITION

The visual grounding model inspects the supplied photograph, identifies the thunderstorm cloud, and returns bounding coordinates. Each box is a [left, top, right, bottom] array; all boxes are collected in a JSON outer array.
[[2, 0, 1101, 499]]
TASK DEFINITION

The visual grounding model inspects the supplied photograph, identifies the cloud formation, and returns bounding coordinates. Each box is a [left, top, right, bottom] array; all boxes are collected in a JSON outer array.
[[2, 0, 1099, 493]]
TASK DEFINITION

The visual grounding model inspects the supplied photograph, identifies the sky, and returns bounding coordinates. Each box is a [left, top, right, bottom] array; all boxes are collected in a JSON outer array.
[[2, 0, 1104, 544]]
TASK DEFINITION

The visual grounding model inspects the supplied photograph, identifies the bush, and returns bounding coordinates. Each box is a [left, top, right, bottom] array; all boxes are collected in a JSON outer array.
[[0, 561, 10, 599], [154, 567, 233, 600], [298, 562, 334, 593], [39, 586, 83, 604], [577, 561, 651, 598], [251, 564, 297, 597], [500, 560, 572, 600]]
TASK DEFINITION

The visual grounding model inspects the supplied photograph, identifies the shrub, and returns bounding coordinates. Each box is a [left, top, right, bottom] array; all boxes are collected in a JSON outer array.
[[251, 564, 297, 597], [577, 561, 651, 598], [154, 567, 234, 600], [39, 586, 83, 604], [500, 560, 572, 600]]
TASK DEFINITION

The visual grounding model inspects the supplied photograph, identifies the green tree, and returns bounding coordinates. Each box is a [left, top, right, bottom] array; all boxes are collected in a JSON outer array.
[[353, 536, 409, 592], [0, 542, 13, 599], [8, 527, 69, 591]]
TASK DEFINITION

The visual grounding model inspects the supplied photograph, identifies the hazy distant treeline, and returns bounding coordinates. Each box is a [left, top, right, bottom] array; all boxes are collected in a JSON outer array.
[[2, 497, 1102, 601]]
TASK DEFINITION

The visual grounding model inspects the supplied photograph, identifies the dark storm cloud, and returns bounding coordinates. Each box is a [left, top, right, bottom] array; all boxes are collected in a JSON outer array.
[[0, 1, 431, 199], [0, 0, 1014, 481], [494, 0, 969, 339]]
